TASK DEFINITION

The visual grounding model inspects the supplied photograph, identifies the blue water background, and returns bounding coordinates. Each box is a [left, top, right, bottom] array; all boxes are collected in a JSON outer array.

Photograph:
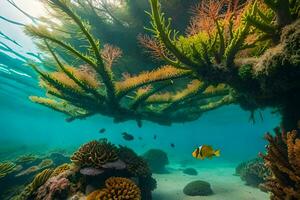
[[0, 0, 281, 168]]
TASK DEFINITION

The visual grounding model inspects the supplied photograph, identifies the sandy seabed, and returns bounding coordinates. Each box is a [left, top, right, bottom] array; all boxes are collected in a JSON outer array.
[[152, 166, 269, 200]]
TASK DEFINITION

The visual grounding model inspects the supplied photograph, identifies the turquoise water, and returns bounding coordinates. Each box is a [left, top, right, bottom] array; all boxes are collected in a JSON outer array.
[[0, 1, 282, 199]]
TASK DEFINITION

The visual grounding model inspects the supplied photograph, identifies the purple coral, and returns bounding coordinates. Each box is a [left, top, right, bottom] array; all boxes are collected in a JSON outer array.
[[79, 167, 104, 176], [36, 174, 70, 200], [102, 159, 126, 170]]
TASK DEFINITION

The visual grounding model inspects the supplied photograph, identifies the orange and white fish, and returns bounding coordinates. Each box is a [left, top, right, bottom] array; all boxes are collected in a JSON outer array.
[[192, 145, 220, 160]]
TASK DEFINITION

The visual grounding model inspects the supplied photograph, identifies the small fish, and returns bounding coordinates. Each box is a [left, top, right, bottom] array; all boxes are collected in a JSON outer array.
[[153, 135, 157, 140], [192, 145, 220, 160], [138, 137, 143, 140], [99, 128, 106, 133], [122, 132, 134, 141], [170, 143, 175, 148]]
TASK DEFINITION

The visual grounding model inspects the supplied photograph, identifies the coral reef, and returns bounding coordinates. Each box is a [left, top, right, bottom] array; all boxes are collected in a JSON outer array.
[[260, 128, 300, 200], [15, 169, 54, 200], [4, 140, 155, 200], [183, 180, 213, 196], [71, 139, 118, 169], [182, 168, 198, 176], [236, 158, 270, 187], [0, 162, 16, 179], [142, 149, 169, 173], [96, 177, 141, 200], [36, 174, 70, 200]]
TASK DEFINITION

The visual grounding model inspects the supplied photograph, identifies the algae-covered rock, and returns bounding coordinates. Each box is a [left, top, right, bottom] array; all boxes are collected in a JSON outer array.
[[183, 180, 213, 196], [182, 168, 198, 176], [236, 158, 270, 187], [142, 149, 169, 173]]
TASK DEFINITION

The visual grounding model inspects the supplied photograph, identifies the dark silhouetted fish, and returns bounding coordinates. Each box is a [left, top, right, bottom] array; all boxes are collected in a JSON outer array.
[[122, 132, 134, 141], [153, 135, 157, 140], [99, 128, 106, 133], [170, 143, 175, 148]]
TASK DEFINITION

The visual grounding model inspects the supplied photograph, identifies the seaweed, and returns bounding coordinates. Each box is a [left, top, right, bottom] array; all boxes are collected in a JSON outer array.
[[146, 0, 300, 129], [27, 0, 232, 126]]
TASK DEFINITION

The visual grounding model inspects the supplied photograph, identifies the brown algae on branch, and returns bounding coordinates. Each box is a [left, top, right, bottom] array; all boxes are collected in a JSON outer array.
[[27, 0, 231, 126], [146, 0, 300, 128]]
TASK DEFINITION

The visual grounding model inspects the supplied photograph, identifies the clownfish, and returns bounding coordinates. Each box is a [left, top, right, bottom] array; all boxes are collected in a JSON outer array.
[[192, 145, 220, 160]]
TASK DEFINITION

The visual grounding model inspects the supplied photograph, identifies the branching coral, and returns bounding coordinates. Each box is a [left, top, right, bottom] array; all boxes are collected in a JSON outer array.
[[260, 128, 300, 199], [0, 162, 16, 179], [27, 0, 232, 126], [71, 139, 118, 169], [96, 177, 141, 200]]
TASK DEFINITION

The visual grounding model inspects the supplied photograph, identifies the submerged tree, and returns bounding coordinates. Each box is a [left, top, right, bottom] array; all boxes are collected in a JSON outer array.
[[27, 0, 231, 126], [145, 0, 300, 130]]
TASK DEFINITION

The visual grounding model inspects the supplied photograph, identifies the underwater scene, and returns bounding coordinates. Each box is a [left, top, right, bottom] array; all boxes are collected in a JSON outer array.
[[0, 0, 299, 199]]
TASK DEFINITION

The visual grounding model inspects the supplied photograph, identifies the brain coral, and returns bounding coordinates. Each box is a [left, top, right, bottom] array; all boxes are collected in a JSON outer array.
[[97, 177, 141, 200], [71, 139, 118, 169]]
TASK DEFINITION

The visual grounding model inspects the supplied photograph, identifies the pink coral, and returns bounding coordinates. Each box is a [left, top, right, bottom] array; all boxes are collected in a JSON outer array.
[[36, 174, 70, 200]]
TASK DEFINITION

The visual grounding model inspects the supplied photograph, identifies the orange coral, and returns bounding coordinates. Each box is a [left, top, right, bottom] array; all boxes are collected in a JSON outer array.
[[97, 177, 141, 200], [86, 189, 102, 200], [260, 128, 300, 200]]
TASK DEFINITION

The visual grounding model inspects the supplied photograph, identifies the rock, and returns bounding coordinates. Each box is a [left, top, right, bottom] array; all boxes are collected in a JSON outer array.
[[183, 180, 213, 196], [182, 168, 198, 176], [142, 149, 169, 173]]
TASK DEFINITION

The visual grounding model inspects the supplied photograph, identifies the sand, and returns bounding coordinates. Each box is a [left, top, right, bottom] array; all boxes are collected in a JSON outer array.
[[152, 166, 269, 200]]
